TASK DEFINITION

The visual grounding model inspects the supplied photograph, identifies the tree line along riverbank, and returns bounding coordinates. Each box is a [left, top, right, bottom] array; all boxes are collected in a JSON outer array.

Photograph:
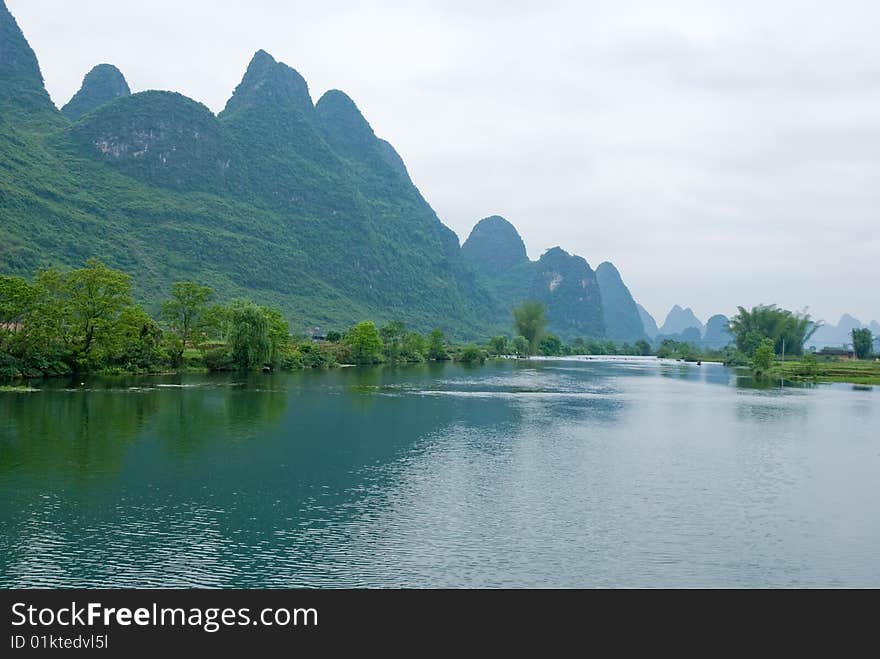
[[1, 260, 876, 385]]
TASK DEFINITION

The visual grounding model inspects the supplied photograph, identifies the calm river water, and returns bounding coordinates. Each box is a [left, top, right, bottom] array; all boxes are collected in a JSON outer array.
[[1, 358, 878, 587]]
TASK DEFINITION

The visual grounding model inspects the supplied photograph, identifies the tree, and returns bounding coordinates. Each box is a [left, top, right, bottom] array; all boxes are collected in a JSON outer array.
[[230, 304, 271, 370], [201, 304, 233, 343], [458, 345, 486, 364], [0, 276, 35, 353], [346, 321, 383, 364], [656, 339, 678, 359], [511, 335, 529, 358], [261, 305, 291, 365], [488, 335, 508, 356], [729, 305, 818, 356], [752, 338, 776, 373], [512, 300, 547, 356], [161, 282, 214, 363], [113, 306, 165, 371], [402, 332, 426, 361], [634, 339, 652, 356], [426, 328, 448, 361], [852, 328, 873, 360], [42, 259, 134, 369], [380, 321, 406, 362], [539, 334, 563, 356]]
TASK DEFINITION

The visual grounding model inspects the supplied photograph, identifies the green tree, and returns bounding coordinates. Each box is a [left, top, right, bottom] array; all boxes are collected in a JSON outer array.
[[402, 332, 426, 361], [752, 338, 776, 373], [380, 321, 406, 362], [539, 334, 563, 356], [346, 321, 383, 364], [426, 328, 448, 361], [634, 339, 652, 356], [113, 306, 165, 371], [0, 276, 35, 353], [656, 339, 678, 359], [488, 335, 508, 356], [852, 328, 873, 360], [261, 305, 291, 365], [201, 304, 233, 343], [230, 304, 271, 370], [729, 305, 818, 356], [458, 345, 486, 364], [512, 300, 547, 356], [512, 335, 529, 358], [160, 281, 214, 364], [46, 259, 133, 370]]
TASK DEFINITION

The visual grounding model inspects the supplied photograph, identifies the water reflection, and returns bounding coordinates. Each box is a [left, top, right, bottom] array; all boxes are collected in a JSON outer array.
[[1, 358, 878, 587]]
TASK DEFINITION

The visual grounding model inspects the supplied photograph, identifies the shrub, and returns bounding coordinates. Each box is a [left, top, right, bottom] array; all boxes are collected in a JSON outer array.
[[204, 347, 235, 372]]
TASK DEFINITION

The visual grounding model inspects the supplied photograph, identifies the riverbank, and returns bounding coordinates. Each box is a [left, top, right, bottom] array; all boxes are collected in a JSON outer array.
[[774, 359, 880, 385]]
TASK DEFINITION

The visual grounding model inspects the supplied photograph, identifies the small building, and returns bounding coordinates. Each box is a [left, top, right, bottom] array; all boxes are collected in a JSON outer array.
[[309, 327, 327, 342], [816, 346, 855, 360]]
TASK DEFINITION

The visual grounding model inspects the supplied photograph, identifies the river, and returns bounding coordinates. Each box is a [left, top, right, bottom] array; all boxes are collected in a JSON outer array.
[[1, 357, 878, 587]]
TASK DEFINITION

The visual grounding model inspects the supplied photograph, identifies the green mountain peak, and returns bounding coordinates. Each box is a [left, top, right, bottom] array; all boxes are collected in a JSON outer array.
[[595, 261, 645, 342], [62, 63, 130, 120], [462, 215, 529, 277], [220, 50, 314, 119], [0, 0, 59, 122]]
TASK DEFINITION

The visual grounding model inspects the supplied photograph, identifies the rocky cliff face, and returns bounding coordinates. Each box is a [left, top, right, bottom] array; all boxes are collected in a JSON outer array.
[[637, 304, 659, 339], [462, 217, 606, 339], [62, 91, 237, 193], [595, 262, 645, 342], [533, 247, 605, 339], [62, 64, 131, 120]]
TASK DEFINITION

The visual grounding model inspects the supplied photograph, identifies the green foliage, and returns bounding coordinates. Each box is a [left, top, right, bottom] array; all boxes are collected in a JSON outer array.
[[161, 281, 214, 365], [457, 345, 486, 364], [488, 335, 508, 356], [427, 328, 448, 361], [345, 321, 383, 364], [380, 320, 407, 362], [512, 300, 547, 356], [794, 352, 820, 378], [400, 332, 428, 362], [229, 304, 271, 370], [512, 335, 530, 358], [204, 347, 235, 372], [852, 328, 873, 360], [539, 334, 563, 356], [752, 338, 776, 373], [729, 305, 818, 357], [634, 339, 652, 356], [325, 330, 342, 343]]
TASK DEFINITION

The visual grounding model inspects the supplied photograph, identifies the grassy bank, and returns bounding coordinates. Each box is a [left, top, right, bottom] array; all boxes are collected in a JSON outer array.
[[773, 359, 880, 385]]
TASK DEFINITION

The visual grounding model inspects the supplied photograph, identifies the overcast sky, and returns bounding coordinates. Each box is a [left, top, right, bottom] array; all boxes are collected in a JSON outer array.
[[10, 0, 880, 325]]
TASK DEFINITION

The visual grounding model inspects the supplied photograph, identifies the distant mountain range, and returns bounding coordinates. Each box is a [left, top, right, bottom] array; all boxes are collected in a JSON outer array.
[[638, 305, 732, 349], [810, 315, 880, 349], [0, 2, 873, 346], [0, 1, 658, 342]]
